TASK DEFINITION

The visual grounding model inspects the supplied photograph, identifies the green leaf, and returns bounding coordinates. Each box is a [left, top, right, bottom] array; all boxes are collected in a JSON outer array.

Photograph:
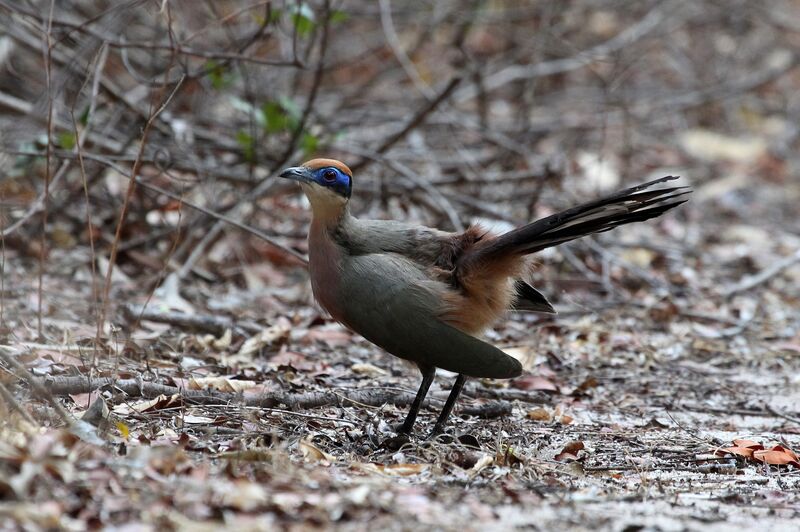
[[261, 101, 287, 134], [79, 106, 90, 126], [278, 96, 301, 127], [236, 130, 256, 163], [57, 131, 76, 150], [301, 132, 319, 156], [290, 3, 315, 37], [329, 10, 348, 24], [252, 8, 283, 26], [206, 60, 233, 90], [261, 98, 301, 134]]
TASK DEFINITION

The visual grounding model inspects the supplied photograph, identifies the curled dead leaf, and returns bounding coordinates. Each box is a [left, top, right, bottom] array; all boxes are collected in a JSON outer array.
[[112, 393, 182, 415], [189, 376, 258, 393], [716, 446, 758, 459], [298, 438, 335, 464], [714, 439, 799, 468], [753, 446, 800, 467], [503, 346, 537, 371], [237, 323, 290, 356], [351, 363, 387, 377], [732, 439, 763, 449], [468, 454, 495, 478], [555, 440, 585, 462]]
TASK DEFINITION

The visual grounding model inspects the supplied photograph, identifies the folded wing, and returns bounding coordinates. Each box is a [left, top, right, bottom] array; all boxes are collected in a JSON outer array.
[[337, 253, 522, 379]]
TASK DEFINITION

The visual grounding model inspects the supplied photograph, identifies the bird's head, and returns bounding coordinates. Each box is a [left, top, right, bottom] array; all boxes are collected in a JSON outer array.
[[280, 158, 353, 216]]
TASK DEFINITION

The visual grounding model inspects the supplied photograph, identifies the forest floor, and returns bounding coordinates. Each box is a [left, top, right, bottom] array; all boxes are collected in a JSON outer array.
[[2, 1, 800, 530], [2, 173, 800, 531]]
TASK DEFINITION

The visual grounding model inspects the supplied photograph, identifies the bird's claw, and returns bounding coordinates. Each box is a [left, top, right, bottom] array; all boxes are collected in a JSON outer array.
[[381, 432, 411, 451]]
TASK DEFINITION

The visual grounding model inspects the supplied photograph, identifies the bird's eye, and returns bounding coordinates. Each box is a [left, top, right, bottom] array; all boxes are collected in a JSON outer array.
[[322, 169, 337, 183]]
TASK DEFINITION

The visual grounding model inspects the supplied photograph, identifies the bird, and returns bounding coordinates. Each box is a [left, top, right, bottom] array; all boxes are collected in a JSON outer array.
[[280, 158, 690, 438]]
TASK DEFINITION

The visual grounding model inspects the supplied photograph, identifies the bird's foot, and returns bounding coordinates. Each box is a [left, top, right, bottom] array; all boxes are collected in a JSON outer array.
[[425, 420, 457, 441], [381, 432, 411, 451], [425, 431, 481, 448], [392, 421, 411, 434]]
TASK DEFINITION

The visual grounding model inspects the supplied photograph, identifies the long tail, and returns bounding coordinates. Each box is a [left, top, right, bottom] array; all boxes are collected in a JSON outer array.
[[470, 176, 690, 262]]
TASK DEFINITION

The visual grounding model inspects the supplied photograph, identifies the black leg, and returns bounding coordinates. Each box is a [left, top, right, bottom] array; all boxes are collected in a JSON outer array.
[[431, 374, 467, 436], [398, 364, 435, 434]]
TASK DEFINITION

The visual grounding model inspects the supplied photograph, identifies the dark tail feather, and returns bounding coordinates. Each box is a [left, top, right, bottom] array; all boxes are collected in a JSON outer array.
[[513, 280, 556, 314], [473, 176, 690, 260]]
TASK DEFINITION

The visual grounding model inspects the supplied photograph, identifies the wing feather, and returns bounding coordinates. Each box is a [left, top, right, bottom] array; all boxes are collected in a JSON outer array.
[[337, 253, 522, 379]]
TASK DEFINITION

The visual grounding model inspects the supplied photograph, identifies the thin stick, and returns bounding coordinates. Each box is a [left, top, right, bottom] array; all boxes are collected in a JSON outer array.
[[96, 76, 185, 336], [723, 249, 800, 297], [40, 374, 512, 419], [0, 347, 73, 426], [37, 0, 56, 339], [0, 380, 37, 426], [350, 76, 462, 173]]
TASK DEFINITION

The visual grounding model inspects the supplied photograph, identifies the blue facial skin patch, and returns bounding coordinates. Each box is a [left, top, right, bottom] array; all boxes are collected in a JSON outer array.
[[313, 166, 352, 198]]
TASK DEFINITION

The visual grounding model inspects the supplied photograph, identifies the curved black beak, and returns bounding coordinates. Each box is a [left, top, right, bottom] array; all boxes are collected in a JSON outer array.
[[279, 166, 313, 184]]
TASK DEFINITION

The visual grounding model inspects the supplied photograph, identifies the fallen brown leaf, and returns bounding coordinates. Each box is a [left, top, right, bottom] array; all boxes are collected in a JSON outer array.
[[555, 441, 585, 462], [526, 407, 552, 422], [511, 375, 560, 393], [753, 446, 800, 467]]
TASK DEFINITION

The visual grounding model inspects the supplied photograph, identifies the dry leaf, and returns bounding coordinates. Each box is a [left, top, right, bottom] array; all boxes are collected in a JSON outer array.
[[115, 421, 130, 439], [753, 446, 800, 467], [732, 439, 762, 449], [555, 441, 585, 462], [715, 439, 799, 468], [511, 375, 560, 393], [527, 408, 552, 422], [353, 462, 429, 477], [188, 377, 258, 393], [351, 363, 387, 377], [180, 414, 216, 425], [112, 394, 182, 415], [717, 446, 758, 459], [468, 454, 495, 478], [238, 323, 290, 356], [197, 329, 232, 350], [299, 439, 335, 464]]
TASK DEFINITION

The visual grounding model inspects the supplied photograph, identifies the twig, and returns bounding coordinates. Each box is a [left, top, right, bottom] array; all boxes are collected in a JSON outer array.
[[122, 304, 263, 335], [0, 346, 73, 425], [41, 375, 513, 419], [0, 148, 309, 265], [37, 0, 56, 339], [173, 0, 333, 280], [722, 249, 800, 297], [379, 0, 434, 98], [350, 76, 462, 173], [454, 0, 679, 102], [0, 380, 37, 425], [97, 76, 186, 333], [766, 405, 800, 426], [0, 159, 71, 237]]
